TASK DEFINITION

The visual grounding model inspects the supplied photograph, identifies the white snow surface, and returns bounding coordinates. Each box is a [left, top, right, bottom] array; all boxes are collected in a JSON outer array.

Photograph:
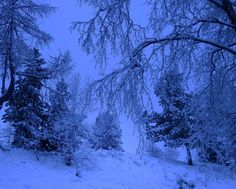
[[0, 149, 236, 189]]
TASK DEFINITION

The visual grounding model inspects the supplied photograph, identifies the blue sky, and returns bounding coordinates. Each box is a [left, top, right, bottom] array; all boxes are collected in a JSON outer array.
[[40, 0, 97, 78], [39, 0, 150, 78], [38, 1, 154, 152]]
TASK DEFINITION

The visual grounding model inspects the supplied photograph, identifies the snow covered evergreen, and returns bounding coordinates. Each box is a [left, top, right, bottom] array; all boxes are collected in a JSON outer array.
[[53, 111, 86, 166], [92, 112, 122, 151], [144, 71, 195, 165], [49, 78, 70, 119], [1, 0, 236, 188], [48, 78, 86, 165], [2, 49, 50, 150]]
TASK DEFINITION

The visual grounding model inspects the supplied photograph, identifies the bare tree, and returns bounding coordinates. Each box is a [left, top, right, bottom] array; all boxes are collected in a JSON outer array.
[[73, 0, 236, 115], [0, 0, 55, 107], [74, 0, 236, 158]]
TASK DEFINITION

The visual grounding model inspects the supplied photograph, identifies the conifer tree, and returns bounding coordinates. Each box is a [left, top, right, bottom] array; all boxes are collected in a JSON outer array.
[[53, 111, 85, 166], [92, 112, 122, 151], [49, 78, 84, 166], [145, 71, 194, 165], [3, 48, 50, 150], [49, 77, 70, 119]]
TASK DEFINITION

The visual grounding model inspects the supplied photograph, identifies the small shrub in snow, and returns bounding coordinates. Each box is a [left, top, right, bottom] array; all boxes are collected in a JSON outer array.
[[74, 139, 94, 174]]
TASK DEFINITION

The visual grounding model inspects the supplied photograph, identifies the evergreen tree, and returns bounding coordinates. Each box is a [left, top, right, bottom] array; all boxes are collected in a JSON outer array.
[[92, 112, 122, 151], [45, 67, 72, 153], [49, 78, 85, 166], [3, 49, 50, 150], [144, 71, 194, 165], [49, 77, 70, 119], [53, 111, 85, 166]]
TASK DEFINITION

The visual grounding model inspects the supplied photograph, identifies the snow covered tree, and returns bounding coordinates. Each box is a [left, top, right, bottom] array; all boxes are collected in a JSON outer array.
[[2, 48, 50, 150], [144, 71, 195, 165], [73, 0, 236, 113], [74, 0, 236, 154], [53, 111, 86, 166], [191, 69, 236, 167], [92, 112, 122, 151], [47, 77, 70, 150], [0, 0, 55, 106], [49, 78, 70, 120], [48, 78, 87, 166]]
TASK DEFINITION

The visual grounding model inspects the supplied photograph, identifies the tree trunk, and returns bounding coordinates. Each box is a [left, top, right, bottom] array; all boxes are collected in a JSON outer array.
[[186, 144, 193, 166], [0, 10, 15, 108], [1, 56, 8, 95], [0, 53, 15, 108]]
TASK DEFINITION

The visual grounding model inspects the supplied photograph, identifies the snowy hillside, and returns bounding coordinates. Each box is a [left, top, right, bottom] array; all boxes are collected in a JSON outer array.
[[0, 149, 235, 189], [1, 1, 236, 189]]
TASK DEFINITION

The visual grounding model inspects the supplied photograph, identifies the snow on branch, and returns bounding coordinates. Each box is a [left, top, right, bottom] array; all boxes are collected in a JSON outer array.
[[72, 0, 145, 65], [131, 34, 236, 58]]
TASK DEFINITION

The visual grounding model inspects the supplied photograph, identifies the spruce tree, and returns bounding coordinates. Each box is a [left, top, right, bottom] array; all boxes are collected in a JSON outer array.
[[3, 48, 50, 150], [49, 77, 70, 119], [92, 112, 122, 151], [53, 111, 85, 166], [49, 78, 83, 166], [145, 71, 194, 165], [48, 77, 70, 153]]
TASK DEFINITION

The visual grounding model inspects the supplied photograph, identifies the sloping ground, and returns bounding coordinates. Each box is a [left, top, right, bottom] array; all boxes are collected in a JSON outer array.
[[0, 149, 236, 189]]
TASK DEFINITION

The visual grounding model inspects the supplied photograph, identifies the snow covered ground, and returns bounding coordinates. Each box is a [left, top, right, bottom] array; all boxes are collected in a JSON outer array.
[[0, 110, 235, 189], [0, 148, 236, 189]]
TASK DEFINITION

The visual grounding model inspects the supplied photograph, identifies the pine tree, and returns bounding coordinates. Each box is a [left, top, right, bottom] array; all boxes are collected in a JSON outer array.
[[3, 48, 50, 150], [92, 112, 122, 151], [144, 71, 194, 165]]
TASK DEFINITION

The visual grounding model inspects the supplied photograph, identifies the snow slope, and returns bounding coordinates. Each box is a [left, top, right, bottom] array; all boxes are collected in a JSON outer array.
[[0, 149, 235, 189]]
